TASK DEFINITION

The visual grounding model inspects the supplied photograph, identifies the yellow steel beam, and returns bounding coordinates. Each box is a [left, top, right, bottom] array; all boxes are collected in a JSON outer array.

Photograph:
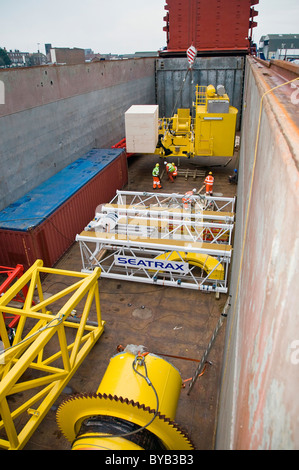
[[0, 260, 105, 450]]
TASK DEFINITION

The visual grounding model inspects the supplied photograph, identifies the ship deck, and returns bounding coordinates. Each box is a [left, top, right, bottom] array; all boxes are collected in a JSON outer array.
[[23, 150, 238, 450]]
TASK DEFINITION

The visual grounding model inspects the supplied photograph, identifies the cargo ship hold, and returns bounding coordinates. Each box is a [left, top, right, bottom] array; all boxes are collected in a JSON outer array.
[[0, 0, 298, 451]]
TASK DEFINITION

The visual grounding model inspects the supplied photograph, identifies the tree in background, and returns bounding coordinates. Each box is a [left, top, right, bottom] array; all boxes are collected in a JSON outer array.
[[0, 48, 11, 66]]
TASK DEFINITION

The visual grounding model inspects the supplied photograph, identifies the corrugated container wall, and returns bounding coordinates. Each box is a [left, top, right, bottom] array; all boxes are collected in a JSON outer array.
[[163, 0, 259, 53], [0, 149, 128, 270]]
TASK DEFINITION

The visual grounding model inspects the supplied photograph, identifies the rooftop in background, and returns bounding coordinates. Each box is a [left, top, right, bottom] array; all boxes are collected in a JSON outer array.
[[261, 33, 299, 40]]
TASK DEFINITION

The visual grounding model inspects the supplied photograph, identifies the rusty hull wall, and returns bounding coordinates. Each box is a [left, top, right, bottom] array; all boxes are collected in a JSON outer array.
[[216, 57, 299, 449]]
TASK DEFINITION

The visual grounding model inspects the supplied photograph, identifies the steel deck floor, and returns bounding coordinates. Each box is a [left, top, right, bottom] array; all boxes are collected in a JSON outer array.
[[23, 151, 238, 450]]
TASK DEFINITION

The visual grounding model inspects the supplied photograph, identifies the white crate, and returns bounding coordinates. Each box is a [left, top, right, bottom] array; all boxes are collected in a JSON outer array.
[[125, 105, 159, 153]]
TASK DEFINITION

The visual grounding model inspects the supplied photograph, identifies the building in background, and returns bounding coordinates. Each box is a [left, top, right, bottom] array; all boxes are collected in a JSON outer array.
[[258, 34, 299, 60], [84, 48, 102, 62], [6, 49, 47, 67], [7, 49, 30, 67], [50, 47, 85, 65], [29, 52, 47, 66], [45, 43, 52, 63], [275, 48, 299, 61]]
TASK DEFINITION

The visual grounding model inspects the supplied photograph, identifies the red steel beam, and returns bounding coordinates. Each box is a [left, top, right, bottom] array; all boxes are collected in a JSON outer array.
[[0, 264, 30, 329], [112, 138, 134, 158]]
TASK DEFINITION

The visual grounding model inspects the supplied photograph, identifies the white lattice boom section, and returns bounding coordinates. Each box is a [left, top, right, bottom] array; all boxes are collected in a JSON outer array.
[[76, 191, 235, 293]]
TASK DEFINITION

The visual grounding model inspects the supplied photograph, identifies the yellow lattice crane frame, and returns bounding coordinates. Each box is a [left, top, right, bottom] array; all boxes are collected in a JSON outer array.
[[0, 259, 105, 450]]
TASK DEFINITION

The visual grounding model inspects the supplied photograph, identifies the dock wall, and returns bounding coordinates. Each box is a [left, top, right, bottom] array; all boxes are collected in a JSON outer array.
[[216, 57, 299, 449], [0, 58, 156, 210]]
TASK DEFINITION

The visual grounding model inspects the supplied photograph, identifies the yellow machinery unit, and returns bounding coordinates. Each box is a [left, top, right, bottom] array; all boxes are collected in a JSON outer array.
[[155, 84, 238, 158], [56, 347, 194, 450]]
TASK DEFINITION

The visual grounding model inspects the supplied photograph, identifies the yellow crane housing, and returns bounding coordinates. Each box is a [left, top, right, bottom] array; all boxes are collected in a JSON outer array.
[[155, 84, 238, 158]]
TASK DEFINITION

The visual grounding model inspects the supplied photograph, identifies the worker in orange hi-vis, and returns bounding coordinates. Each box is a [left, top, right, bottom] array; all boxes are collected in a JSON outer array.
[[182, 188, 197, 210], [172, 162, 178, 178], [164, 161, 177, 182], [152, 163, 162, 190], [204, 171, 214, 196]]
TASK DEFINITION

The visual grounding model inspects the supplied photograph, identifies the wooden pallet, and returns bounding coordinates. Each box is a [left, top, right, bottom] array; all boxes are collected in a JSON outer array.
[[177, 168, 206, 180]]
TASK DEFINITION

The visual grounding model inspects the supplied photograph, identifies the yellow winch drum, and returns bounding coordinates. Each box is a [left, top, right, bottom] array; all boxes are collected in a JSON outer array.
[[56, 350, 194, 450], [98, 351, 182, 419]]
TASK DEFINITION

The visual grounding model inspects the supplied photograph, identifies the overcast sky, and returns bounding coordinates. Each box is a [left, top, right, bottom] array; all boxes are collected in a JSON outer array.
[[1, 0, 299, 55]]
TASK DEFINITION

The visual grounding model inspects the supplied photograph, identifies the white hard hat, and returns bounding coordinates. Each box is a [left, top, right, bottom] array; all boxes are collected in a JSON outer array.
[[192, 188, 196, 192]]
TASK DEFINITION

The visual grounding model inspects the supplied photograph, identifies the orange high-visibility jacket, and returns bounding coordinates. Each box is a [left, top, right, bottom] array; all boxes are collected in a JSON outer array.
[[204, 175, 214, 186], [182, 190, 195, 203]]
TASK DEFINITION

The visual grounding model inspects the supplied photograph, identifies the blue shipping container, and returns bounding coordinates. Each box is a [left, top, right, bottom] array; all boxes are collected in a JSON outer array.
[[0, 148, 125, 231], [0, 148, 128, 269]]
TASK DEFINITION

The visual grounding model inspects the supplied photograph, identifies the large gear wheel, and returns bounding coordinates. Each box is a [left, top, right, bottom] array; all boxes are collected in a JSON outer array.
[[56, 392, 195, 450]]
